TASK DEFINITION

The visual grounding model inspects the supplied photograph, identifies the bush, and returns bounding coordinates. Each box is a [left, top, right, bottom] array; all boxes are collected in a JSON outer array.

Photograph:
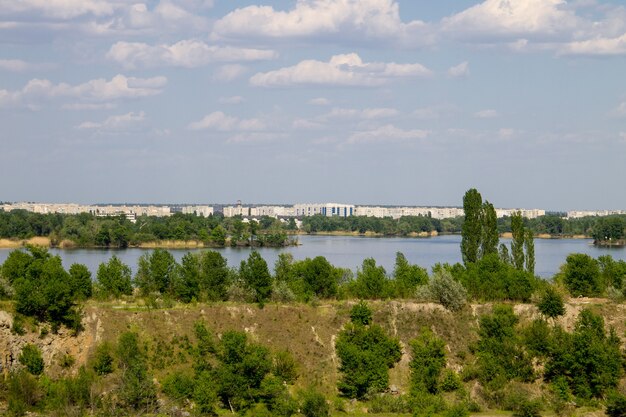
[[273, 350, 298, 383], [301, 389, 329, 417], [512, 399, 542, 417], [6, 370, 42, 416], [19, 344, 44, 376], [162, 370, 195, 402], [537, 286, 565, 319], [606, 392, 626, 417], [410, 328, 446, 395], [349, 300, 372, 326], [11, 315, 26, 336], [444, 403, 470, 417], [427, 270, 467, 312], [59, 353, 75, 368], [369, 394, 411, 413], [440, 369, 462, 392], [91, 342, 114, 376]]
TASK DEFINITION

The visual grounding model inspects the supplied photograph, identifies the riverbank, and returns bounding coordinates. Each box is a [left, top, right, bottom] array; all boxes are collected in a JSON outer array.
[[0, 237, 298, 249]]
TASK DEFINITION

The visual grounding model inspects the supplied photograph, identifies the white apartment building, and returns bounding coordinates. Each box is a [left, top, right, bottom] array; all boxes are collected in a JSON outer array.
[[567, 210, 626, 219], [181, 205, 214, 217], [495, 208, 546, 219], [293, 203, 355, 217]]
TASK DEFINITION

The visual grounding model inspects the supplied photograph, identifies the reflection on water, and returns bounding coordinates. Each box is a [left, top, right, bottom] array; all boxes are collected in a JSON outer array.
[[0, 235, 624, 279]]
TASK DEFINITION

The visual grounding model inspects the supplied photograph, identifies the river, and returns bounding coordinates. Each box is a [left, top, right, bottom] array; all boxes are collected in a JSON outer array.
[[0, 235, 624, 278]]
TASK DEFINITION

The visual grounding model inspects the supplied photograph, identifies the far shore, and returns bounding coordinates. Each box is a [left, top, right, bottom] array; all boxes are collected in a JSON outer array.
[[0, 232, 595, 250]]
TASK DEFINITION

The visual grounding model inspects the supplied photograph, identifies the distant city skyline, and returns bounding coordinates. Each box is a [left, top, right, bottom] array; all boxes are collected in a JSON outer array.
[[2, 1, 626, 211]]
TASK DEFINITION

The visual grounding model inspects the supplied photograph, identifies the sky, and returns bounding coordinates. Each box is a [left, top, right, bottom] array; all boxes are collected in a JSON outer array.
[[1, 0, 626, 211]]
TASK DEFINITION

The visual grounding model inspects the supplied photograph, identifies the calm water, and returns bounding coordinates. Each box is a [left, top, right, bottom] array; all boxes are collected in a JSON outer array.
[[0, 235, 625, 279]]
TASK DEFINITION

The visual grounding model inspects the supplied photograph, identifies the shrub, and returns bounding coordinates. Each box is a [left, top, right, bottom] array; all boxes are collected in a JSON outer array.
[[537, 286, 565, 319], [369, 394, 411, 413], [91, 342, 114, 376], [273, 350, 298, 384], [7, 370, 42, 416], [162, 370, 195, 402], [440, 369, 462, 392], [606, 392, 626, 417], [116, 332, 157, 410], [19, 344, 44, 376], [410, 328, 446, 395], [349, 300, 372, 326], [11, 315, 26, 336], [59, 353, 75, 368], [444, 403, 470, 417], [512, 399, 542, 417], [301, 389, 329, 417], [428, 270, 467, 312]]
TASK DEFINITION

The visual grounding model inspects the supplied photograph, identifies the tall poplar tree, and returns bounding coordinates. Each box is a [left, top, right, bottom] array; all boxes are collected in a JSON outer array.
[[524, 229, 535, 275], [510, 211, 525, 270], [481, 201, 499, 257], [461, 189, 483, 265]]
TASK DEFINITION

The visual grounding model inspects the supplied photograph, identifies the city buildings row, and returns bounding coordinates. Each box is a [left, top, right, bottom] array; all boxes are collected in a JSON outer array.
[[8, 201, 625, 221], [222, 202, 546, 220]]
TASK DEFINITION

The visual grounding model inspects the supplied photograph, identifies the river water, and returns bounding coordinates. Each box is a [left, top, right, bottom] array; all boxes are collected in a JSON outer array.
[[0, 235, 624, 279]]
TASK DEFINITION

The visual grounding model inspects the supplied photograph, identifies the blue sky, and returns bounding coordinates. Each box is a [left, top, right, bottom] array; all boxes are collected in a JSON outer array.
[[1, 0, 626, 211]]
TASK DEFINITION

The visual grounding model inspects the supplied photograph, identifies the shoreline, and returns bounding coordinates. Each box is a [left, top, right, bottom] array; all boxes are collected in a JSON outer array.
[[0, 233, 595, 249]]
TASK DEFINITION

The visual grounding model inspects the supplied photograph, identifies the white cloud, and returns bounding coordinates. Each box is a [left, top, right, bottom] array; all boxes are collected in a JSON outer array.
[[475, 109, 498, 118], [559, 33, 626, 56], [292, 119, 324, 130], [213, 64, 248, 82], [0, 0, 116, 19], [448, 61, 469, 78], [309, 97, 331, 106], [219, 96, 245, 104], [107, 40, 277, 69], [413, 107, 440, 120], [212, 0, 430, 46], [62, 102, 117, 110], [250, 53, 432, 87], [0, 59, 52, 72], [498, 128, 515, 138], [76, 111, 146, 130], [321, 107, 398, 121], [613, 102, 626, 117], [347, 124, 429, 144], [620, 132, 626, 142], [188, 111, 266, 131], [0, 74, 166, 108], [441, 0, 580, 40]]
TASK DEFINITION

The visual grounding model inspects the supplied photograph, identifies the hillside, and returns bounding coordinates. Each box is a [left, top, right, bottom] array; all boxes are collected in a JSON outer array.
[[2, 298, 624, 416]]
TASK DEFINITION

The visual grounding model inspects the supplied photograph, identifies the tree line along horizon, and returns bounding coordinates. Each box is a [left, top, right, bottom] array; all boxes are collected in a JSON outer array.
[[2, 188, 626, 417], [0, 196, 625, 248]]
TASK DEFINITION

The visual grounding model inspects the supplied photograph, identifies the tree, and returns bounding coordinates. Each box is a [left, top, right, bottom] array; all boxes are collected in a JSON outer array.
[[135, 249, 178, 295], [425, 269, 467, 312], [353, 258, 389, 299], [562, 253, 601, 297], [537, 286, 565, 319], [68, 263, 92, 300], [393, 252, 428, 297], [511, 211, 525, 271], [481, 201, 499, 258], [461, 189, 483, 265], [239, 251, 272, 303], [19, 344, 44, 376], [335, 302, 401, 399], [524, 229, 535, 276], [117, 332, 157, 410], [96, 256, 133, 299], [410, 328, 446, 394]]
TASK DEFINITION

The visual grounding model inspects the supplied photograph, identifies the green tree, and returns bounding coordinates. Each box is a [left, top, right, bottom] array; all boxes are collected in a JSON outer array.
[[135, 249, 178, 295], [511, 211, 525, 270], [301, 389, 329, 417], [461, 188, 483, 265], [545, 309, 623, 399], [335, 302, 401, 399], [481, 201, 499, 258], [116, 332, 157, 410], [561, 253, 601, 297], [68, 263, 92, 300], [353, 258, 389, 299], [393, 252, 428, 297], [537, 286, 565, 320], [524, 229, 535, 275], [409, 328, 446, 394], [19, 344, 44, 376], [239, 251, 273, 303], [95, 255, 133, 299]]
